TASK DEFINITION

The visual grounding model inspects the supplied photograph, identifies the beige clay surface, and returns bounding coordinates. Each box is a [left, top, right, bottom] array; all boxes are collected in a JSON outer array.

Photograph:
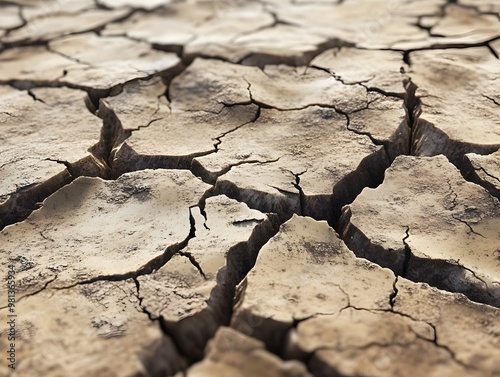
[[0, 1, 499, 376]]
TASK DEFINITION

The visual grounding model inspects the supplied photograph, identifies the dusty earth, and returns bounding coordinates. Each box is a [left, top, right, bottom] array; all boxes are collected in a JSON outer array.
[[1, 0, 500, 376]]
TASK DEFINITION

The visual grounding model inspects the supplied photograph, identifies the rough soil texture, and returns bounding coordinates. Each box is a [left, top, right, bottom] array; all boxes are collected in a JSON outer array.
[[0, 1, 499, 376]]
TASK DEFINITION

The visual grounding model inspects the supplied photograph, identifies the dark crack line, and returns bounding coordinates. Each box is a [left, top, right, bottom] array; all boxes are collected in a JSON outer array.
[[475, 166, 500, 184], [213, 112, 260, 153], [422, 322, 474, 370], [132, 274, 190, 373], [129, 278, 150, 317], [47, 45, 93, 66], [400, 35, 500, 65], [364, 84, 405, 99], [39, 231, 55, 242], [178, 249, 207, 279], [171, 290, 201, 300], [45, 158, 75, 176], [483, 94, 500, 107], [389, 276, 399, 309], [214, 157, 282, 180], [229, 6, 296, 43], [27, 89, 48, 105], [402, 226, 413, 278], [1, 274, 58, 308], [344, 111, 386, 148], [451, 214, 486, 238], [0, 5, 26, 37], [290, 169, 307, 216], [453, 259, 492, 295], [266, 184, 298, 196], [129, 117, 163, 133], [245, 73, 371, 114], [446, 180, 486, 237], [311, 65, 374, 87], [234, 35, 354, 67], [196, 186, 215, 231], [40, 210, 197, 293], [232, 218, 264, 226], [337, 305, 474, 369], [3, 9, 135, 50], [446, 180, 459, 210]]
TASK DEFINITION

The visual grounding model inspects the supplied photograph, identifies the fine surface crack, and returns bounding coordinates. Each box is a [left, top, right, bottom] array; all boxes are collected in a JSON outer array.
[[402, 227, 413, 278]]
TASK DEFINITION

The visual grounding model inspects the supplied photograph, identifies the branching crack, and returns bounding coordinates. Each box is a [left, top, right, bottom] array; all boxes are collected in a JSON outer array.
[[446, 180, 486, 237], [476, 166, 500, 184], [45, 158, 75, 177], [43, 209, 197, 293], [423, 322, 474, 370], [401, 35, 500, 65], [337, 305, 474, 369], [133, 277, 156, 320], [214, 157, 282, 180], [178, 250, 206, 279], [290, 169, 307, 216]]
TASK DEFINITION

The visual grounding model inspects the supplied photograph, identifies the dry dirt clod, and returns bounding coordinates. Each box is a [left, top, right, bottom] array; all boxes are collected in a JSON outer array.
[[137, 195, 271, 360], [462, 151, 500, 200], [183, 327, 312, 377], [0, 86, 106, 228], [340, 155, 500, 307], [0, 280, 186, 377], [408, 47, 500, 165], [0, 169, 210, 300], [231, 215, 499, 377], [232, 215, 395, 353], [1, 1, 500, 376]]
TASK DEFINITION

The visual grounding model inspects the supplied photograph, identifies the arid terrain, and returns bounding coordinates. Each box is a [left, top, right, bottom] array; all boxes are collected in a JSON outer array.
[[0, 0, 499, 376]]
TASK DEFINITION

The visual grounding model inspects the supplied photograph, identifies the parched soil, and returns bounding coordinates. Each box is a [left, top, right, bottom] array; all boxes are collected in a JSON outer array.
[[0, 1, 499, 376]]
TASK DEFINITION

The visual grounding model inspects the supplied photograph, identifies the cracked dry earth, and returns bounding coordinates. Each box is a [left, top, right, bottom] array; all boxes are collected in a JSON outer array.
[[0, 1, 500, 377]]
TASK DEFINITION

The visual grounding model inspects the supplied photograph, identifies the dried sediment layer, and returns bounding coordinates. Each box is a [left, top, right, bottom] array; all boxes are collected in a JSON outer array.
[[232, 215, 395, 352], [340, 155, 500, 307], [137, 195, 277, 360], [98, 76, 259, 176], [0, 280, 186, 377], [408, 47, 500, 165], [182, 327, 311, 377], [233, 215, 500, 377], [199, 106, 386, 221], [0, 33, 182, 98], [0, 169, 210, 301], [0, 86, 106, 228], [105, 59, 409, 222], [1, 6, 129, 45], [462, 151, 500, 199], [1, 0, 500, 375]]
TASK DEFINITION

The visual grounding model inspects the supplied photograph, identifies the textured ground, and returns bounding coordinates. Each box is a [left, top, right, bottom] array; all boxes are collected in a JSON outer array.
[[0, 0, 499, 376]]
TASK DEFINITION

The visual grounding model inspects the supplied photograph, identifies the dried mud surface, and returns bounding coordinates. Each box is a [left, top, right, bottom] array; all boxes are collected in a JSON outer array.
[[0, 1, 499, 376]]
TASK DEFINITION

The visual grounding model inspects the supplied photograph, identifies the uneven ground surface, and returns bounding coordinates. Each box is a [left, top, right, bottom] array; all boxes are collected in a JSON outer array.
[[0, 0, 499, 376]]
